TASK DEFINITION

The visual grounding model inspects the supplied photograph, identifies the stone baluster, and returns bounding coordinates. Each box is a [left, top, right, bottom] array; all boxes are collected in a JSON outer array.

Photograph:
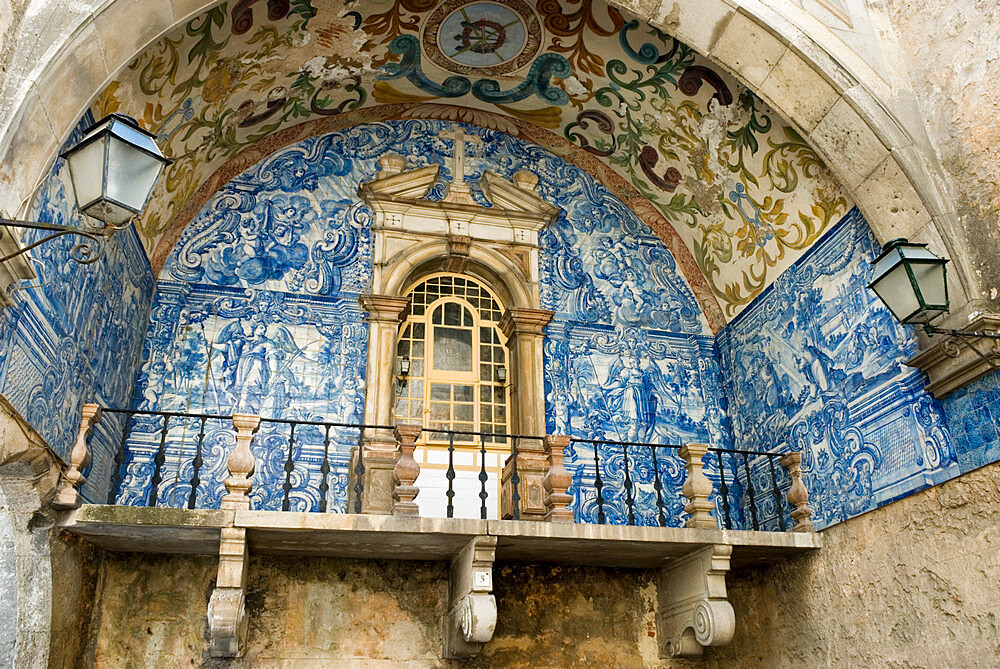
[[679, 443, 716, 529], [221, 414, 260, 511], [392, 424, 422, 516], [542, 435, 573, 523], [780, 451, 814, 532], [53, 403, 101, 510]]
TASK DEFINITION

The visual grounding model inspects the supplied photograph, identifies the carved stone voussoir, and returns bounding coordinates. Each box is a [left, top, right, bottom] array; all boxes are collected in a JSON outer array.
[[656, 544, 735, 658]]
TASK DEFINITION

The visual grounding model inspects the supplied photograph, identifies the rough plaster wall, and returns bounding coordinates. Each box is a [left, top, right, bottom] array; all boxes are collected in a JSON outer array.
[[79, 464, 1000, 667], [708, 460, 1000, 667], [884, 0, 1000, 307]]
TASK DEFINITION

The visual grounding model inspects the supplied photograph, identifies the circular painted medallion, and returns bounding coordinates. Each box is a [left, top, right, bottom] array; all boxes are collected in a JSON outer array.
[[423, 0, 541, 76]]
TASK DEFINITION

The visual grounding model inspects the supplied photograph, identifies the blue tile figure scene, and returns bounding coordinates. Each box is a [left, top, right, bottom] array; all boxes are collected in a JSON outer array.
[[15, 114, 986, 529], [112, 119, 726, 517], [4, 113, 154, 504], [716, 209, 958, 530]]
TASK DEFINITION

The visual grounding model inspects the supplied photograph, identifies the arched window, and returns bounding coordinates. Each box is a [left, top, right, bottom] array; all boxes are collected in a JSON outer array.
[[393, 273, 510, 517]]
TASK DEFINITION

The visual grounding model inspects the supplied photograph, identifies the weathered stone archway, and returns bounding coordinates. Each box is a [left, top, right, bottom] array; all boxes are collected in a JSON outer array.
[[0, 0, 981, 321]]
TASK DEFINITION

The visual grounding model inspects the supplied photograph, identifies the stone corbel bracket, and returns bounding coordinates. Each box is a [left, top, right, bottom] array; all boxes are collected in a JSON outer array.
[[657, 544, 735, 658], [208, 527, 250, 657], [443, 535, 498, 659]]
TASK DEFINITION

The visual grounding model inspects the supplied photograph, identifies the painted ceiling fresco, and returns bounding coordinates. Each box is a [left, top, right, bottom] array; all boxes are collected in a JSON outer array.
[[87, 0, 851, 324]]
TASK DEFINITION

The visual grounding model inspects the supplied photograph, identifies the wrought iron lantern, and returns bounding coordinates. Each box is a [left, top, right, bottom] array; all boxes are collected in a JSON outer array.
[[868, 237, 1000, 371], [1, 113, 171, 265], [495, 364, 507, 384], [868, 238, 949, 325]]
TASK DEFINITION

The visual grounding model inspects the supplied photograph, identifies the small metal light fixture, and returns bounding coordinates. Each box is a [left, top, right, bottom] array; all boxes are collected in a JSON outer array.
[[399, 355, 411, 376], [868, 238, 949, 325], [868, 237, 1000, 371], [495, 364, 507, 384], [1, 113, 171, 265]]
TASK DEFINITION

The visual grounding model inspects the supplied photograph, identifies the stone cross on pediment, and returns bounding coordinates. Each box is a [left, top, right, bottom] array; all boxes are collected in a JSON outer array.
[[439, 126, 482, 203]]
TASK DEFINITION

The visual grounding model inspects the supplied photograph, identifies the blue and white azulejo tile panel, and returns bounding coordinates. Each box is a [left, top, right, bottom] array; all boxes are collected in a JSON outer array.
[[715, 208, 958, 529]]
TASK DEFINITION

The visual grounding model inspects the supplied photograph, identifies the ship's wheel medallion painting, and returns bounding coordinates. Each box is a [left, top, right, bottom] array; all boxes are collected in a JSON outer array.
[[424, 0, 541, 75]]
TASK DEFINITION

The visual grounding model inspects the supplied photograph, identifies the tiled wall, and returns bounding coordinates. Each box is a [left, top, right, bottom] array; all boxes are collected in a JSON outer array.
[[116, 120, 722, 517], [715, 208, 958, 529], [941, 370, 1000, 473], [5, 113, 154, 503]]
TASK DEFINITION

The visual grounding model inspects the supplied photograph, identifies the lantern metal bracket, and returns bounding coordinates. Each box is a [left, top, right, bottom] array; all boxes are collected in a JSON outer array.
[[0, 217, 110, 265], [923, 324, 1000, 373]]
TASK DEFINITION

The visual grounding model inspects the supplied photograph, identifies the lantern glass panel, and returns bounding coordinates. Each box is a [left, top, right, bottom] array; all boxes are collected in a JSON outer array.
[[65, 137, 105, 211], [870, 262, 920, 324], [107, 137, 163, 217], [911, 261, 948, 321]]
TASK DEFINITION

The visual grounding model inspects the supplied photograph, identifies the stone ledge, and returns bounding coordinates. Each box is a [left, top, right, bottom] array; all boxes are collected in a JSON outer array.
[[60, 505, 820, 569], [906, 314, 1000, 398]]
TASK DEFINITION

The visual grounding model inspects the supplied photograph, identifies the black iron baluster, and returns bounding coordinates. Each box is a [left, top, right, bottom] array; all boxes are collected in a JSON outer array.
[[148, 415, 170, 507], [767, 456, 787, 532], [622, 442, 635, 525], [107, 410, 133, 504], [319, 424, 331, 513], [716, 450, 732, 530], [353, 428, 365, 514], [446, 431, 456, 519], [651, 447, 665, 527], [282, 422, 296, 512], [478, 434, 488, 520], [186, 416, 207, 509], [593, 442, 605, 525], [741, 452, 760, 531], [510, 436, 520, 521]]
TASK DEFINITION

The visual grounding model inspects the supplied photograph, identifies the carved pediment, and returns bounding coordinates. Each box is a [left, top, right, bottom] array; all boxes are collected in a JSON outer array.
[[358, 164, 440, 201], [481, 170, 560, 219]]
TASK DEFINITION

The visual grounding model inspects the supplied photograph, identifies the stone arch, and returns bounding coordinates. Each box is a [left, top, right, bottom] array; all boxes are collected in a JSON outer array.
[[383, 242, 535, 313], [0, 0, 975, 315]]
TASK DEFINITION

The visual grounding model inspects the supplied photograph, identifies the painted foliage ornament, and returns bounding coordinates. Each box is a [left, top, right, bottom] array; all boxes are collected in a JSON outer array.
[[424, 0, 541, 75]]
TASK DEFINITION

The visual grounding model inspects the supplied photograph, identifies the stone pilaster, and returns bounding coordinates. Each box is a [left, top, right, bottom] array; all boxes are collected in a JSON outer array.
[[354, 293, 410, 514], [499, 308, 553, 521], [499, 307, 552, 441]]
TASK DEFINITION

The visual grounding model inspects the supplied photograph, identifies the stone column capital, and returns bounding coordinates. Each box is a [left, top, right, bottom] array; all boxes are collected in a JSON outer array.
[[499, 307, 553, 339], [359, 294, 411, 322]]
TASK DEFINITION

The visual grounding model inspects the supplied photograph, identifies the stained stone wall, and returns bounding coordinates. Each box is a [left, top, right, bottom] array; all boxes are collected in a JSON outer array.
[[76, 462, 1000, 667]]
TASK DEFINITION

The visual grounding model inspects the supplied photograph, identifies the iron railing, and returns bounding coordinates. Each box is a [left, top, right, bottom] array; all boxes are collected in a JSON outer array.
[[570, 437, 792, 531], [104, 408, 390, 512], [98, 407, 801, 531]]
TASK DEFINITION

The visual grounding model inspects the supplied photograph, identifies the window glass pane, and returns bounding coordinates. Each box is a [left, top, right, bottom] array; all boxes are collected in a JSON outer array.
[[454, 385, 474, 402], [493, 386, 504, 403], [480, 365, 491, 381], [409, 401, 423, 419], [464, 310, 473, 326], [455, 422, 474, 433], [444, 302, 461, 326], [455, 404, 473, 421], [480, 386, 491, 402], [412, 342, 425, 357], [429, 402, 450, 421], [409, 380, 423, 397], [397, 340, 409, 356], [433, 326, 472, 371], [411, 359, 424, 376], [480, 406, 492, 422], [430, 383, 451, 401], [480, 347, 491, 362], [494, 406, 506, 423], [413, 323, 425, 339]]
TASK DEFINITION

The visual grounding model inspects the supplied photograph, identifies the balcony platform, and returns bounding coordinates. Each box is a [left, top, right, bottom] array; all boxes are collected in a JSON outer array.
[[60, 504, 820, 569]]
